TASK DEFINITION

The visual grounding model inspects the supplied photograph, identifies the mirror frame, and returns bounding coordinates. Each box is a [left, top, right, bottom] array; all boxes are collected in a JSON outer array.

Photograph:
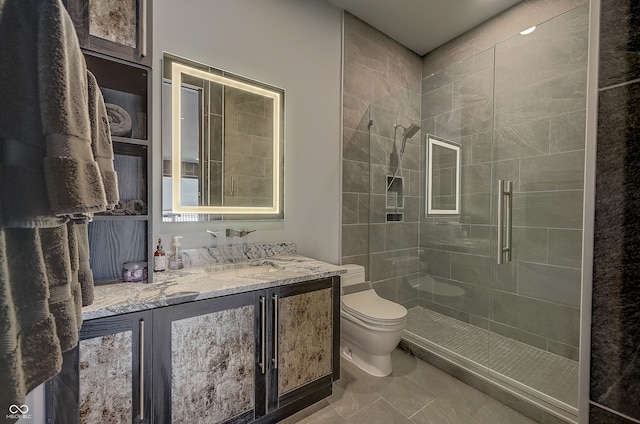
[[426, 135, 461, 216], [164, 53, 284, 218]]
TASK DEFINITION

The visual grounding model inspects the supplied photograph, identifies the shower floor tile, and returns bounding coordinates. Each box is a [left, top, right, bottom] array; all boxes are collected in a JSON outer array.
[[405, 306, 579, 409]]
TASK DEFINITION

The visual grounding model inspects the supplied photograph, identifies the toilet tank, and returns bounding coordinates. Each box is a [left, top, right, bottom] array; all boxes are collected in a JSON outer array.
[[342, 264, 365, 287]]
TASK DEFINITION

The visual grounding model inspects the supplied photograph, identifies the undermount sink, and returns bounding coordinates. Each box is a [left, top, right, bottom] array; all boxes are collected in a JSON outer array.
[[204, 263, 281, 277]]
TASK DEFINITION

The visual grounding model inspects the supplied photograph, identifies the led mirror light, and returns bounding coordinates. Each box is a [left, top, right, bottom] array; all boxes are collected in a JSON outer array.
[[170, 61, 282, 215]]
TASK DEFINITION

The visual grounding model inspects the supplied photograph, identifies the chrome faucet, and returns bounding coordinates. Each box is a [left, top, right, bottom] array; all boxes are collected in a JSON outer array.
[[226, 228, 256, 238], [206, 230, 219, 247]]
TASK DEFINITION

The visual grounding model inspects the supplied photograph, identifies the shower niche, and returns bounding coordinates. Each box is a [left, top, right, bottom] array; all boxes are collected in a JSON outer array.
[[386, 175, 404, 222], [386, 175, 404, 208]]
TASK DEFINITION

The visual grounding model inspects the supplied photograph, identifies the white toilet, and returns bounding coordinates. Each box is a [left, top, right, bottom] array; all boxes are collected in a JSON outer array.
[[340, 264, 407, 377]]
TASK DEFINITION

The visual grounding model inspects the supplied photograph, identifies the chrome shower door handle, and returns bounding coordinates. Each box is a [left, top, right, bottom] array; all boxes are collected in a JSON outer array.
[[497, 179, 513, 264], [505, 180, 513, 263]]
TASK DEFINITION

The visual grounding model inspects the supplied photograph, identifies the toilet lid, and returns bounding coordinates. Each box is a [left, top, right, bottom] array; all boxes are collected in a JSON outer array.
[[342, 290, 407, 323]]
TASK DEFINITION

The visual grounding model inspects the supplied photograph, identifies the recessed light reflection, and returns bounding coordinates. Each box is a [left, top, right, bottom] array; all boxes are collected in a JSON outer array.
[[520, 26, 536, 35]]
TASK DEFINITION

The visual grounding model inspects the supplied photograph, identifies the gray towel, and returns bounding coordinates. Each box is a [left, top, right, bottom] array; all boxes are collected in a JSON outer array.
[[0, 0, 116, 409], [88, 72, 119, 208], [105, 103, 132, 137], [75, 222, 94, 307], [1, 227, 63, 410]]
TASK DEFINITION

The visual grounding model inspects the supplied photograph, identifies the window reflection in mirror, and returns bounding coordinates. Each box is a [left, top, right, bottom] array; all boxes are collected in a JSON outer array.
[[162, 53, 284, 221], [426, 135, 460, 216]]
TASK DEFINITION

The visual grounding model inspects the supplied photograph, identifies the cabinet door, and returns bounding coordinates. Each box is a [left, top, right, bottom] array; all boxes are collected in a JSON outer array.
[[153, 293, 262, 423], [46, 310, 153, 423], [267, 277, 339, 412], [64, 0, 152, 65]]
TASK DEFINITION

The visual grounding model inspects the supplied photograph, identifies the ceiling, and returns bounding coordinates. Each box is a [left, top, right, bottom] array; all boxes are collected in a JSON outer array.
[[325, 0, 524, 56]]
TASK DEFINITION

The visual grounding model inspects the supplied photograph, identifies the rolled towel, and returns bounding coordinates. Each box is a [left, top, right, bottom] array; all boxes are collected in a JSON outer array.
[[124, 199, 147, 215], [105, 103, 132, 137], [108, 200, 127, 215]]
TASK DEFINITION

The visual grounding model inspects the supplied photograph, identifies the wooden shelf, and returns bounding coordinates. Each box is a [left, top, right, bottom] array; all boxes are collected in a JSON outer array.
[[112, 136, 149, 146], [92, 214, 149, 221]]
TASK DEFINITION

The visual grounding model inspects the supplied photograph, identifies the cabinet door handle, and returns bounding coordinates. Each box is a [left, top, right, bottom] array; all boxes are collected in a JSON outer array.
[[272, 294, 279, 369], [139, 319, 145, 421], [260, 296, 266, 374], [140, 0, 147, 57]]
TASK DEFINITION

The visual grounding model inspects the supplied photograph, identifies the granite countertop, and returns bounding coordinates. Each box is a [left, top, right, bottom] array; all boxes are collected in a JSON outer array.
[[84, 243, 346, 320]]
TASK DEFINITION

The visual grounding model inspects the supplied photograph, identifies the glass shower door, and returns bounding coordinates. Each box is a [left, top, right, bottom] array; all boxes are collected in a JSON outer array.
[[489, 4, 589, 412]]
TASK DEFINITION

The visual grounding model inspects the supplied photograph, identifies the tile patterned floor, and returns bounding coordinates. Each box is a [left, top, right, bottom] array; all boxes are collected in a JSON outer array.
[[405, 306, 579, 409], [279, 349, 537, 424]]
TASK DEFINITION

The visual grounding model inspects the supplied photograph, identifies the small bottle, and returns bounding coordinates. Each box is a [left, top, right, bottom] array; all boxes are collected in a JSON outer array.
[[168, 235, 184, 270], [154, 238, 166, 272]]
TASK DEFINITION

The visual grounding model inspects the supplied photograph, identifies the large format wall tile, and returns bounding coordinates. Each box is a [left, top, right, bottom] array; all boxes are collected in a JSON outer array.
[[599, 0, 640, 87], [590, 404, 638, 424], [591, 81, 640, 421], [492, 291, 580, 348]]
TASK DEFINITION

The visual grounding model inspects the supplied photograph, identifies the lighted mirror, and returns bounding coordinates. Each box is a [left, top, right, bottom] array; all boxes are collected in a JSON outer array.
[[426, 135, 460, 215], [162, 53, 284, 221]]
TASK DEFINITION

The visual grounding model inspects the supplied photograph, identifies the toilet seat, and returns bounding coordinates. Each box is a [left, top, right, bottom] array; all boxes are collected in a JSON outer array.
[[342, 290, 407, 326]]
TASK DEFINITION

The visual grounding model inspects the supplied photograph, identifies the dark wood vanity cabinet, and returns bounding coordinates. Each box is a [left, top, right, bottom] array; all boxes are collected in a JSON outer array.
[[47, 277, 339, 423], [153, 276, 340, 424], [46, 310, 153, 423], [263, 278, 340, 420], [63, 0, 152, 66]]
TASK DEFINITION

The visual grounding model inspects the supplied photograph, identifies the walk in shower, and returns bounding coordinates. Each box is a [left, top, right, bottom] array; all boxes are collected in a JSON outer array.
[[366, 4, 588, 421]]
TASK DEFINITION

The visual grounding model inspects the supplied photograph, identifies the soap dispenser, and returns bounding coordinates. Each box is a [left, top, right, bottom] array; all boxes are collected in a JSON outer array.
[[168, 236, 184, 270]]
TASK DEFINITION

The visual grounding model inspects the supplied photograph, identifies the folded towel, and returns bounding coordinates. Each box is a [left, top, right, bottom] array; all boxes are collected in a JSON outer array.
[[101, 199, 146, 216], [126, 199, 147, 215], [105, 103, 132, 137]]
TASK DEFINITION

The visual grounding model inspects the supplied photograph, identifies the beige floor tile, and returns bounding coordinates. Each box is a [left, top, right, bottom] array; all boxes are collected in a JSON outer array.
[[328, 360, 382, 418], [376, 375, 437, 417], [284, 350, 539, 424], [346, 399, 414, 424]]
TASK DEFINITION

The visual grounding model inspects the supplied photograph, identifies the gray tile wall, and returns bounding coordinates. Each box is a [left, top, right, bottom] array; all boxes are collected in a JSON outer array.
[[224, 88, 274, 207], [341, 12, 422, 306], [340, 0, 589, 365], [590, 0, 640, 420], [419, 3, 588, 361]]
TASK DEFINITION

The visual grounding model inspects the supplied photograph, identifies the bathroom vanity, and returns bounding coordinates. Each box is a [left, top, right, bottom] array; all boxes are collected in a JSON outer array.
[[46, 244, 345, 424]]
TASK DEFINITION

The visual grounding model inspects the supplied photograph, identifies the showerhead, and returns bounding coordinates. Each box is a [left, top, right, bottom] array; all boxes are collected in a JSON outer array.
[[400, 123, 420, 155], [403, 124, 420, 140]]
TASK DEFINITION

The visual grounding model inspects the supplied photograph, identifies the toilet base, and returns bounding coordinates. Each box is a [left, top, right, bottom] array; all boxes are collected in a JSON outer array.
[[340, 339, 392, 377]]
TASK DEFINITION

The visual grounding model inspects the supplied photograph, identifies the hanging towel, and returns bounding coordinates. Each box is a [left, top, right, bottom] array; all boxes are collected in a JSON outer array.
[[0, 0, 118, 410], [88, 71, 119, 209]]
